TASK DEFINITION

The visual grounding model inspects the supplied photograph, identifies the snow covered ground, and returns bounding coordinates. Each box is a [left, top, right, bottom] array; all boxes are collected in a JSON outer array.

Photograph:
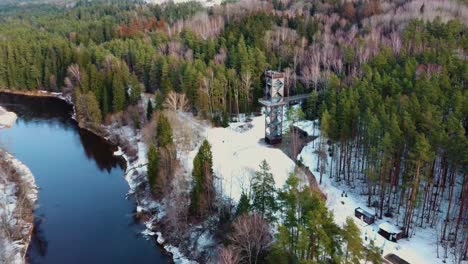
[[297, 122, 452, 264], [0, 106, 17, 128], [207, 115, 297, 202]]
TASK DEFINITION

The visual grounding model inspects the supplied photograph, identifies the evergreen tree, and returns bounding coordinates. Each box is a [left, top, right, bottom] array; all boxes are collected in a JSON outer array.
[[146, 100, 154, 121], [147, 144, 159, 194], [251, 160, 277, 222], [343, 217, 364, 264], [235, 192, 250, 217], [273, 173, 342, 263], [365, 240, 383, 264], [190, 140, 215, 217], [156, 114, 173, 147], [75, 91, 102, 129], [112, 74, 126, 112]]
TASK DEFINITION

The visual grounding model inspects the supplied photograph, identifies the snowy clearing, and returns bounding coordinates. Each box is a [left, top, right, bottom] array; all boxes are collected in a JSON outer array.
[[207, 115, 297, 202]]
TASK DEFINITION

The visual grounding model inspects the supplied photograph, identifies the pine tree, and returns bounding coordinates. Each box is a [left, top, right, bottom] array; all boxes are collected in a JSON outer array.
[[147, 144, 159, 194], [190, 140, 215, 217], [343, 217, 364, 264], [251, 160, 277, 222], [75, 91, 102, 129], [146, 100, 154, 121], [365, 240, 383, 264], [156, 114, 173, 147], [112, 74, 126, 112], [236, 192, 250, 217]]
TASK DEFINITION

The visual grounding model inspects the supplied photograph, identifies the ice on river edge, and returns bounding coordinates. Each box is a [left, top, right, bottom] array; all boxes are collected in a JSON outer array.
[[0, 106, 17, 128], [0, 151, 38, 264]]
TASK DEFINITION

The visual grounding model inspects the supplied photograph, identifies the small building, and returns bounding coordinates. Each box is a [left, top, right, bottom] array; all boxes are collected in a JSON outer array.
[[378, 222, 404, 242], [354, 207, 375, 224], [384, 254, 410, 264]]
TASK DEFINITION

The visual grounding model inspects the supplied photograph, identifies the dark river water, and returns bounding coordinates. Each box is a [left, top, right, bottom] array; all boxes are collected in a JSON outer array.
[[0, 93, 168, 264]]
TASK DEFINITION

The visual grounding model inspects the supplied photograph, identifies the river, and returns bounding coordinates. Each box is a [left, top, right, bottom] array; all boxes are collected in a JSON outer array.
[[0, 93, 168, 264]]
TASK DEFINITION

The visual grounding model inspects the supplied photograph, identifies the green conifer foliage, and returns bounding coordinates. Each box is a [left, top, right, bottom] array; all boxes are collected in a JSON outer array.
[[190, 140, 214, 218], [156, 114, 173, 147], [251, 160, 277, 223], [147, 144, 159, 194], [235, 192, 250, 217], [146, 100, 154, 121]]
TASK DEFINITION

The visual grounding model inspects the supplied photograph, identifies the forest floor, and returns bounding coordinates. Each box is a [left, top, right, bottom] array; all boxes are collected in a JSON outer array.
[[297, 123, 455, 264], [0, 118, 38, 264]]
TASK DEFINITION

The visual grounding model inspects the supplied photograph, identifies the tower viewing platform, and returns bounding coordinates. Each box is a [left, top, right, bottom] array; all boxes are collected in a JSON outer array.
[[259, 70, 310, 145]]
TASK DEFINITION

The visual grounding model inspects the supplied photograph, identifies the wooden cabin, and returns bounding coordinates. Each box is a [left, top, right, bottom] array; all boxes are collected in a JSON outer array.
[[378, 222, 404, 242], [384, 254, 410, 264], [354, 207, 375, 224]]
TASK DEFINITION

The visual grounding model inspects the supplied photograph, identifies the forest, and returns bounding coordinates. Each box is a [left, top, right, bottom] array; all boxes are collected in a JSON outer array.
[[0, 0, 466, 263]]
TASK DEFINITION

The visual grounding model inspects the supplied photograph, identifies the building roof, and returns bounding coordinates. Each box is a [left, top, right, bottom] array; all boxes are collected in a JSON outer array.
[[379, 222, 402, 234], [355, 207, 374, 218], [265, 70, 285, 78], [384, 254, 410, 264]]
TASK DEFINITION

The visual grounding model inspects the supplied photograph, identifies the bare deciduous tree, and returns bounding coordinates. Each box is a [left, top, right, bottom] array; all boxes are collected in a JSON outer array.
[[163, 91, 190, 112], [240, 71, 252, 114], [218, 246, 241, 264], [229, 213, 273, 264]]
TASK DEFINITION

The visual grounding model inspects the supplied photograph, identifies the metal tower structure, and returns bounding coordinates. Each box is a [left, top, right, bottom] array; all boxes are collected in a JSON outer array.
[[259, 70, 286, 144]]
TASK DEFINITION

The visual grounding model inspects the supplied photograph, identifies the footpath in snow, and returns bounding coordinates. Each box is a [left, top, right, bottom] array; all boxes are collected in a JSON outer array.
[[297, 121, 447, 264]]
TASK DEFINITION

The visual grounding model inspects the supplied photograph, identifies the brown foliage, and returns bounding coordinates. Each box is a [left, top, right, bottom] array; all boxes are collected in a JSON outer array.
[[116, 17, 167, 37], [342, 1, 356, 22], [358, 0, 382, 19]]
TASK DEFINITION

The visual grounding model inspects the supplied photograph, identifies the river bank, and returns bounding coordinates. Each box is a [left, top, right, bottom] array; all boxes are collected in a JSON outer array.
[[0, 106, 17, 128], [0, 114, 38, 264], [0, 90, 186, 263]]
